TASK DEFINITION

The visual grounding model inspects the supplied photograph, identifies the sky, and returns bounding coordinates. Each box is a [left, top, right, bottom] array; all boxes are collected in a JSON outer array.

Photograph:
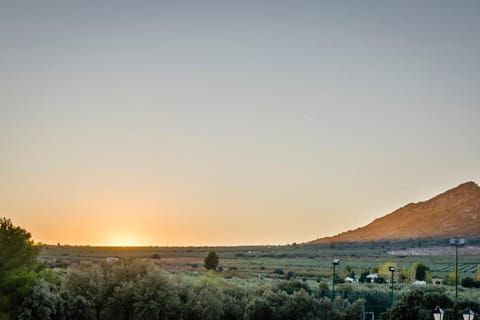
[[1, 1, 479, 246]]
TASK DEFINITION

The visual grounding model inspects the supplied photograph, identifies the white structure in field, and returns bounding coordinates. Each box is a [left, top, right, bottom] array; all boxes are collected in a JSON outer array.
[[366, 273, 378, 283]]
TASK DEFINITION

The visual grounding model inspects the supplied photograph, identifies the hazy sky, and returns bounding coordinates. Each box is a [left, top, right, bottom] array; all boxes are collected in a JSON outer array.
[[1, 1, 479, 246]]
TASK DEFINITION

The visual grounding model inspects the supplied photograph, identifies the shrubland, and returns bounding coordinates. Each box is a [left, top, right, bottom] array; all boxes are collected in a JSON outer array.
[[3, 218, 480, 319]]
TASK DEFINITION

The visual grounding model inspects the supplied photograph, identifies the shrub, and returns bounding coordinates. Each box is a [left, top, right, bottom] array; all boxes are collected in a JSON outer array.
[[272, 268, 284, 275], [204, 252, 219, 271]]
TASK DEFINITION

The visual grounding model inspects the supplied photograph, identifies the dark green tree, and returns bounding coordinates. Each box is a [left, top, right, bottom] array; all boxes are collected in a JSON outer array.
[[415, 264, 430, 281], [204, 252, 219, 271], [244, 297, 273, 320], [133, 268, 179, 320], [381, 287, 453, 320], [280, 289, 320, 320], [63, 262, 111, 320], [18, 280, 62, 320], [0, 217, 40, 319], [461, 277, 477, 288]]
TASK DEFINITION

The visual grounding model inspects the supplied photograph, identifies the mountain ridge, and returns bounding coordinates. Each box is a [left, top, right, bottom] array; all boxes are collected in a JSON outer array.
[[310, 181, 480, 244]]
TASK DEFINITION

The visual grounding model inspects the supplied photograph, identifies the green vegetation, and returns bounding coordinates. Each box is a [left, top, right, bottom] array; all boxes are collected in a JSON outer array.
[[16, 260, 368, 320], [204, 251, 220, 271], [0, 218, 41, 320], [382, 286, 480, 320], [3, 219, 480, 319]]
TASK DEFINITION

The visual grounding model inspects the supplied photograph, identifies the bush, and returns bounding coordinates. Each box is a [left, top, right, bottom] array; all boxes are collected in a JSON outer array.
[[272, 268, 284, 275], [284, 271, 295, 280], [204, 252, 219, 271], [461, 277, 478, 288]]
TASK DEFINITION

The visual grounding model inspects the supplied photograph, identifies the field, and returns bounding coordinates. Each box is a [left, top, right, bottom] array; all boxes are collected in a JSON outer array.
[[39, 238, 480, 281], [29, 238, 480, 320]]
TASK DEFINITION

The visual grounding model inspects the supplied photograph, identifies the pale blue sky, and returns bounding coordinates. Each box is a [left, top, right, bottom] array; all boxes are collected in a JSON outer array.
[[1, 1, 479, 245]]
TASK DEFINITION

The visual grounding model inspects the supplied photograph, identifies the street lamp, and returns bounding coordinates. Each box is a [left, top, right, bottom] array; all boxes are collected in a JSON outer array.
[[463, 307, 474, 320], [432, 306, 444, 320], [332, 259, 340, 299], [389, 266, 395, 305], [450, 238, 466, 300]]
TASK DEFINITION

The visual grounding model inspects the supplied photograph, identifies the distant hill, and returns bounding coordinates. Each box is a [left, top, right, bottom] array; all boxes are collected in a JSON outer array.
[[310, 181, 480, 244]]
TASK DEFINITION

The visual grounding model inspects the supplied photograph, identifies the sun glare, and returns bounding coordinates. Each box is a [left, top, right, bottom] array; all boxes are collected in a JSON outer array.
[[106, 235, 148, 247]]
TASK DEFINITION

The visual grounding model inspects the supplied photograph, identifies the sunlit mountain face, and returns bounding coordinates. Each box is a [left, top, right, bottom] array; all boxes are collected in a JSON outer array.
[[311, 182, 480, 243]]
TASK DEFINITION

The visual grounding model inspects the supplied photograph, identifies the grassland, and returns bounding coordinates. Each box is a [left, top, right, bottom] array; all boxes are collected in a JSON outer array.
[[39, 238, 480, 281]]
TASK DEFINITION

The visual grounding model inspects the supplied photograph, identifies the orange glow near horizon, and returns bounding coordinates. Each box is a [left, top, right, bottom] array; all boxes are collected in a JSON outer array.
[[5, 179, 480, 247], [102, 234, 150, 247]]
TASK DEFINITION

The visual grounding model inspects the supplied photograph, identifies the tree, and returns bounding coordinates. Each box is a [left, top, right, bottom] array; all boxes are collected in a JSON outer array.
[[381, 287, 454, 320], [461, 277, 477, 288], [281, 289, 320, 319], [204, 252, 219, 271], [446, 270, 459, 286], [244, 297, 273, 320], [63, 262, 110, 320], [342, 265, 355, 278], [398, 269, 409, 283], [18, 280, 63, 320], [107, 280, 136, 320], [378, 262, 397, 284], [415, 264, 430, 281], [0, 217, 40, 319], [133, 268, 179, 320], [189, 284, 224, 320], [475, 266, 480, 282]]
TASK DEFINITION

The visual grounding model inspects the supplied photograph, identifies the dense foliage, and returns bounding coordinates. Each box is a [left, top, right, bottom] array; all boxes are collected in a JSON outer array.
[[4, 220, 480, 320], [16, 260, 366, 320], [0, 218, 40, 320], [381, 287, 480, 320]]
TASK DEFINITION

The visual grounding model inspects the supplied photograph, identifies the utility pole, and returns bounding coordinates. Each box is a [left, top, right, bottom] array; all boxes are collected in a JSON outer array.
[[332, 259, 340, 300], [450, 238, 465, 300]]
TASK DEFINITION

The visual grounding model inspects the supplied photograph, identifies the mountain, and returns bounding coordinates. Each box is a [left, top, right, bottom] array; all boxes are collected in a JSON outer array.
[[310, 181, 480, 244]]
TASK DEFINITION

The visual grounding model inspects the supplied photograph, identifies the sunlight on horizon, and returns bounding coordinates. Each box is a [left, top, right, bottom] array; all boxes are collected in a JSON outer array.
[[103, 234, 150, 247]]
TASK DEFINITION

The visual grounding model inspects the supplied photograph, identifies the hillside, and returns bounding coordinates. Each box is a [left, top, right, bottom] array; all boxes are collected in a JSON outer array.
[[311, 181, 480, 243]]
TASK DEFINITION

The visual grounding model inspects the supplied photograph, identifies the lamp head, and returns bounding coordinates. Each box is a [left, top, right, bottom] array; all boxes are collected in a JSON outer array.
[[389, 266, 395, 272], [433, 306, 444, 320], [450, 238, 467, 247], [463, 307, 474, 320], [332, 259, 340, 266]]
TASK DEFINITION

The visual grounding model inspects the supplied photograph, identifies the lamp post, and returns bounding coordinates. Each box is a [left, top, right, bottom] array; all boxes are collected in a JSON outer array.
[[449, 238, 465, 300], [389, 266, 395, 305], [332, 259, 340, 299], [463, 307, 474, 320], [432, 306, 444, 320]]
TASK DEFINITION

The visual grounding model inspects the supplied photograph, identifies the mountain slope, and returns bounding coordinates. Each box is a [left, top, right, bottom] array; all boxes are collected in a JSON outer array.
[[310, 181, 480, 243]]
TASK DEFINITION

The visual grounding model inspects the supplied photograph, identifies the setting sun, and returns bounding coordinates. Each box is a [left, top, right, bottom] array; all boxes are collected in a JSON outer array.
[[104, 235, 149, 247]]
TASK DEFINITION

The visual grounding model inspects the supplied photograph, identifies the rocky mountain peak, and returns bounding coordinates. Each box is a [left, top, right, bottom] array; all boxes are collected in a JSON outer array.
[[310, 181, 480, 244]]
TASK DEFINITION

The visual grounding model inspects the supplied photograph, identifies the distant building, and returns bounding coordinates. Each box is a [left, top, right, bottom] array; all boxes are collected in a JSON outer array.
[[106, 257, 119, 263], [345, 277, 354, 283], [431, 278, 443, 286], [366, 273, 378, 283], [413, 280, 426, 285]]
